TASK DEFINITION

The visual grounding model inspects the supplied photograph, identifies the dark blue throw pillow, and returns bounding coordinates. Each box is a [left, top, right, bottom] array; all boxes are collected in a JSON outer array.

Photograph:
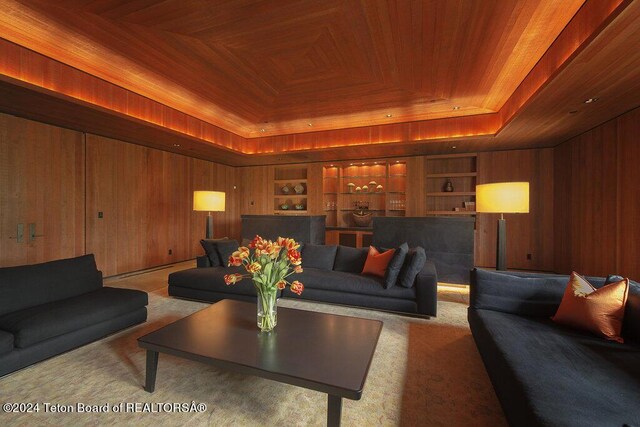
[[384, 243, 409, 288], [216, 240, 240, 266], [301, 244, 338, 270], [333, 246, 368, 273], [398, 247, 426, 288], [200, 238, 228, 266]]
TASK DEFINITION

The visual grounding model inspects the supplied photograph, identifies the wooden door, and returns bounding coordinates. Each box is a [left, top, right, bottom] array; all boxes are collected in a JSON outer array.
[[0, 114, 85, 267]]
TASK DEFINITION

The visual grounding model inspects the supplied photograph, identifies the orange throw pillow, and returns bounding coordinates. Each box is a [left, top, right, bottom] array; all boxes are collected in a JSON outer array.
[[362, 246, 396, 278], [552, 272, 629, 343]]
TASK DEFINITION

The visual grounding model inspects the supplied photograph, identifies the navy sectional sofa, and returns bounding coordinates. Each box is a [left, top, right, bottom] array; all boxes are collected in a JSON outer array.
[[469, 269, 640, 426], [169, 243, 438, 316], [0, 255, 148, 377]]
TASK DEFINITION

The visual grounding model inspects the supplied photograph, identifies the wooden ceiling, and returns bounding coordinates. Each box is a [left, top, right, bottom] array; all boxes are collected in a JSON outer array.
[[0, 0, 638, 165]]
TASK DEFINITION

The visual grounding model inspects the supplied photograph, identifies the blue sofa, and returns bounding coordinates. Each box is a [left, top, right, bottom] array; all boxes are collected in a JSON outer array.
[[468, 269, 640, 426], [0, 255, 148, 377], [169, 243, 438, 316]]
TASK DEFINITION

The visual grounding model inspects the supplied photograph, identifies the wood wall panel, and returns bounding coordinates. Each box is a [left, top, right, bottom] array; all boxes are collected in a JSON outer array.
[[237, 166, 272, 216], [554, 106, 640, 280], [405, 156, 426, 216], [476, 149, 555, 271], [85, 134, 239, 277], [0, 113, 84, 267], [616, 108, 640, 280]]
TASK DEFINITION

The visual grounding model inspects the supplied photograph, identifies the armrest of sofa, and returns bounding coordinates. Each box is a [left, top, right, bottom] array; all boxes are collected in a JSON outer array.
[[196, 255, 212, 268], [469, 268, 566, 317], [415, 260, 438, 317]]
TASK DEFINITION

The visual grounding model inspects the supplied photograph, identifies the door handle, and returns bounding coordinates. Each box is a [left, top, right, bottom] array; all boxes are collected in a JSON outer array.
[[29, 223, 44, 242]]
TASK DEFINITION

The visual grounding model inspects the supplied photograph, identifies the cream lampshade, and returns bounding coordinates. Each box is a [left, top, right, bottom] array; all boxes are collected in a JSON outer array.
[[476, 182, 529, 270], [193, 191, 225, 238]]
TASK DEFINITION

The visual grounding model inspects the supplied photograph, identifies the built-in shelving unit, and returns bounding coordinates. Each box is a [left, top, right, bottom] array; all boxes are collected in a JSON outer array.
[[322, 160, 407, 228], [425, 153, 477, 216], [273, 166, 308, 215]]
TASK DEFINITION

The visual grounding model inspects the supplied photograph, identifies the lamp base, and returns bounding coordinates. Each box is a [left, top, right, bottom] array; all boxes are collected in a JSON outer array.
[[496, 218, 506, 271], [206, 214, 214, 239]]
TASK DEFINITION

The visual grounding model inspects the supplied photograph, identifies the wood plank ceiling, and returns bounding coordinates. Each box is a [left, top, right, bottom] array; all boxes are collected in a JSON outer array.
[[0, 0, 638, 165]]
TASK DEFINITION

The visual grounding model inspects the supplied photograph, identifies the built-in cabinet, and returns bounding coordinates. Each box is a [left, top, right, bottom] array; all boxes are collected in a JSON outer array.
[[322, 160, 407, 228], [425, 153, 477, 216], [273, 166, 308, 215]]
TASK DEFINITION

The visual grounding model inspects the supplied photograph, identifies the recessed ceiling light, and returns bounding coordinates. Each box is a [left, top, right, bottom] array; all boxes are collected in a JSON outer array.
[[260, 128, 266, 132], [361, 163, 365, 165], [584, 98, 598, 104], [307, 123, 313, 127], [386, 114, 393, 118], [349, 163, 353, 166], [452, 145, 457, 149], [453, 106, 461, 110], [173, 144, 181, 147]]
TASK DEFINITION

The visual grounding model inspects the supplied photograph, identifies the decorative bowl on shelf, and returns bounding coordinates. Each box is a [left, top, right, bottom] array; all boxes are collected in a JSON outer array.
[[294, 183, 305, 194], [280, 204, 289, 210], [352, 211, 373, 227], [347, 183, 355, 193], [294, 204, 305, 210], [281, 185, 290, 194]]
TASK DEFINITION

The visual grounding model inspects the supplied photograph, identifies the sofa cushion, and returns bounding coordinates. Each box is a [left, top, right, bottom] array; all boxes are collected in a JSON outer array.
[[200, 238, 228, 266], [333, 246, 368, 273], [384, 242, 409, 289], [469, 308, 640, 426], [301, 244, 337, 270], [552, 272, 629, 343], [0, 287, 148, 348], [0, 255, 102, 317], [0, 330, 13, 356], [362, 246, 396, 278], [295, 268, 416, 300], [169, 266, 257, 297], [398, 247, 426, 288], [216, 240, 240, 266]]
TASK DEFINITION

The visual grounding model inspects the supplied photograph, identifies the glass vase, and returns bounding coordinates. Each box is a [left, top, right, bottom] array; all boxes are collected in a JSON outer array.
[[256, 288, 278, 332]]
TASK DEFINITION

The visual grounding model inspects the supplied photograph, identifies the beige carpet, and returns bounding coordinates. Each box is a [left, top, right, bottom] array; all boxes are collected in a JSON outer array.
[[1, 287, 506, 426]]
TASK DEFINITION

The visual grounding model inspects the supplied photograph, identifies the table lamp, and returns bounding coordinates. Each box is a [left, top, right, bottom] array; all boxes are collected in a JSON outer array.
[[476, 182, 529, 271], [193, 191, 225, 239]]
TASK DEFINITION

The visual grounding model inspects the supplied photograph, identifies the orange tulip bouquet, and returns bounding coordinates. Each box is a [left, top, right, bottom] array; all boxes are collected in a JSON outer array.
[[225, 235, 304, 332]]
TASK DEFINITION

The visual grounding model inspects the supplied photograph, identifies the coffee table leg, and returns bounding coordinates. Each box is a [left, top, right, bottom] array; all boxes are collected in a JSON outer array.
[[327, 394, 342, 427], [144, 350, 159, 393]]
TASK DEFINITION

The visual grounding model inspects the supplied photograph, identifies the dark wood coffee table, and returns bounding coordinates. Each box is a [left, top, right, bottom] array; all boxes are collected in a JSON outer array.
[[138, 299, 382, 426]]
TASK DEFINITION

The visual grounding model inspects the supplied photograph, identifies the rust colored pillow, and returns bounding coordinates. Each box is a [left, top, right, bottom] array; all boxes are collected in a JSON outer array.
[[361, 246, 396, 278], [552, 272, 629, 343]]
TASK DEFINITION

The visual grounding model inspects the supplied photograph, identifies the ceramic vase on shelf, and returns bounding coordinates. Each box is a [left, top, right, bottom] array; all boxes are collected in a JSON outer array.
[[444, 179, 454, 192]]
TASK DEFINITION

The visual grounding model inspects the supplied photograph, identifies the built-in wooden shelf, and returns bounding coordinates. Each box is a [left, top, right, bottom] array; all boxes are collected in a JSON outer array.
[[274, 179, 307, 184], [426, 172, 477, 178], [426, 192, 475, 196], [427, 210, 477, 215]]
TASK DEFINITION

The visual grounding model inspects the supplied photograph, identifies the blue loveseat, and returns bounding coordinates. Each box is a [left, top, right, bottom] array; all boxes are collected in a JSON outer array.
[[169, 242, 438, 316], [469, 269, 640, 426], [0, 255, 148, 377]]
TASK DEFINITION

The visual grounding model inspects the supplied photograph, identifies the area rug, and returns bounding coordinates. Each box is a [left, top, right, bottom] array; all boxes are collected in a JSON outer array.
[[0, 291, 506, 426]]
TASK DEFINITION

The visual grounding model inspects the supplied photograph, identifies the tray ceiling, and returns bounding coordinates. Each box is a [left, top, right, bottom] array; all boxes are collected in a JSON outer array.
[[0, 0, 585, 138]]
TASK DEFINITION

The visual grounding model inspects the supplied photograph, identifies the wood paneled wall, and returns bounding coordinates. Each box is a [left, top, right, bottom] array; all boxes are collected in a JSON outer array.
[[0, 112, 239, 276], [476, 149, 555, 271], [554, 106, 640, 280], [0, 113, 85, 267], [85, 135, 239, 276]]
